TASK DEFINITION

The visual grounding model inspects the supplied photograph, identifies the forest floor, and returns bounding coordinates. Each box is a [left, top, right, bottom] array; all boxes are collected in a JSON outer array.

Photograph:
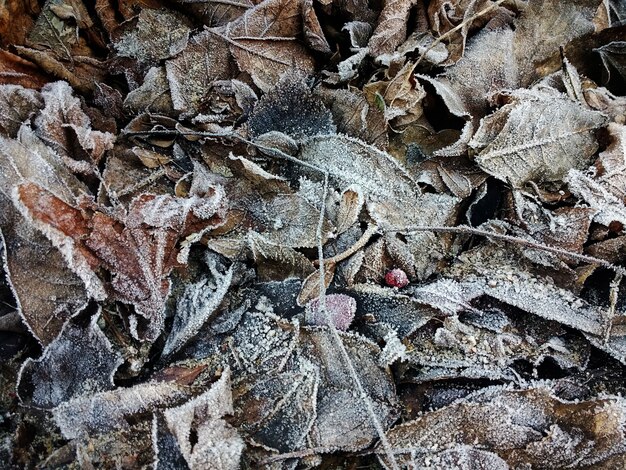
[[1, 0, 626, 469]]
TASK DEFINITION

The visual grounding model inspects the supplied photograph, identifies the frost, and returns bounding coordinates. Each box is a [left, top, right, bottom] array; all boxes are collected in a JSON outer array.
[[53, 381, 191, 439], [17, 308, 123, 408], [163, 369, 244, 470], [163, 258, 234, 357], [472, 90, 607, 187]]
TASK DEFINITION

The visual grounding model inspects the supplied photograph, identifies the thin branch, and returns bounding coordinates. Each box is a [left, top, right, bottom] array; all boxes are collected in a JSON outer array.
[[314, 223, 378, 266]]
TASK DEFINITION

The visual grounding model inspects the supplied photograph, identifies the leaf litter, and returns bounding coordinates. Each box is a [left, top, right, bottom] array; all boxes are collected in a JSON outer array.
[[2, 0, 626, 468]]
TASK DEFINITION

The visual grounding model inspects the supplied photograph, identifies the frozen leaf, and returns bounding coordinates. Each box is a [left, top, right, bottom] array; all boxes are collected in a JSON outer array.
[[302, 328, 399, 451], [296, 263, 335, 306], [178, 0, 255, 27], [363, 62, 426, 128], [404, 313, 590, 382], [384, 384, 626, 468], [224, 0, 316, 92], [472, 90, 607, 187], [34, 81, 115, 171], [249, 231, 315, 281], [163, 260, 234, 357], [567, 169, 626, 227], [0, 84, 43, 137], [302, 0, 331, 53], [124, 67, 175, 115], [165, 28, 234, 115], [248, 73, 336, 140], [315, 87, 388, 149], [228, 310, 299, 375], [368, 0, 416, 57], [0, 127, 91, 344], [351, 283, 434, 338], [594, 122, 626, 202], [152, 414, 188, 470], [17, 175, 227, 341], [298, 134, 455, 229], [17, 308, 123, 408], [164, 368, 244, 470], [514, 0, 600, 86], [53, 380, 191, 439], [428, 0, 517, 63], [113, 9, 190, 64], [443, 244, 612, 336], [233, 358, 318, 452]]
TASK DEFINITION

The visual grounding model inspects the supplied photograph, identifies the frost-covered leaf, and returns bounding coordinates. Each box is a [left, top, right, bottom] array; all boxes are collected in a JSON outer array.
[[472, 90, 607, 187], [404, 313, 590, 382], [443, 244, 612, 336], [165, 28, 235, 115], [594, 122, 626, 202], [383, 384, 626, 468], [248, 231, 315, 281], [124, 67, 175, 115], [298, 134, 457, 230], [163, 260, 234, 357], [53, 380, 191, 439], [113, 9, 190, 65], [248, 72, 335, 140], [302, 0, 331, 53], [363, 62, 426, 128], [34, 81, 115, 171], [17, 173, 227, 341], [0, 127, 91, 344], [164, 368, 244, 470], [17, 307, 123, 408], [224, 0, 316, 92], [0, 84, 43, 137], [316, 87, 388, 149], [302, 328, 399, 450], [233, 358, 318, 453], [367, 0, 416, 57]]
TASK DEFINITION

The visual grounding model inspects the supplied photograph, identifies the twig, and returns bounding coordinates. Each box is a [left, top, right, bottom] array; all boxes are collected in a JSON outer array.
[[314, 223, 379, 266]]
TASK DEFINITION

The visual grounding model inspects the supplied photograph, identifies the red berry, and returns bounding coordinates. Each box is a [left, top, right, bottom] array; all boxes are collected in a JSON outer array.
[[385, 268, 409, 288]]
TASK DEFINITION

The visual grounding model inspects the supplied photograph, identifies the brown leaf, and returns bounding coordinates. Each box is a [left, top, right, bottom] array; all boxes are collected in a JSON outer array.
[[368, 0, 416, 57], [384, 385, 626, 468], [0, 84, 43, 136], [224, 0, 316, 92], [0, 128, 91, 344], [471, 89, 607, 187], [34, 81, 115, 172], [112, 9, 191, 65], [363, 62, 426, 128], [302, 0, 331, 53], [165, 28, 235, 115], [0, 0, 39, 48], [315, 86, 389, 149], [17, 175, 227, 341]]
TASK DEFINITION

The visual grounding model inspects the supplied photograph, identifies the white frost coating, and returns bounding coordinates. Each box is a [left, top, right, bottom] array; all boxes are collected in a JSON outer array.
[[472, 91, 607, 187], [163, 368, 244, 470], [17, 310, 123, 408], [162, 261, 234, 356], [53, 381, 189, 439]]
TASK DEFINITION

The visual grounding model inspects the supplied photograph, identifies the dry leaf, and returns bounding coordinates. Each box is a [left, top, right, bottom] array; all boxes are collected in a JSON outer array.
[[472, 89, 607, 187], [17, 308, 123, 408]]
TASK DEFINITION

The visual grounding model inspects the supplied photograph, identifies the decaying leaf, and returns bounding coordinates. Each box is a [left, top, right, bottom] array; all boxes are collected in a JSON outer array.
[[383, 384, 626, 468], [224, 0, 316, 92], [163, 368, 244, 470], [472, 89, 607, 187], [17, 307, 123, 408]]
